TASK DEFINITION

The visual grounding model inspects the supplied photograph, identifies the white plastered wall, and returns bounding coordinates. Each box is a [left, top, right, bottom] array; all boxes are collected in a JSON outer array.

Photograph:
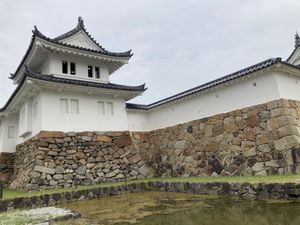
[[40, 53, 110, 83], [39, 89, 129, 132], [60, 31, 100, 51], [128, 71, 282, 131], [275, 72, 300, 101], [127, 111, 149, 131], [16, 94, 42, 144], [0, 114, 19, 153]]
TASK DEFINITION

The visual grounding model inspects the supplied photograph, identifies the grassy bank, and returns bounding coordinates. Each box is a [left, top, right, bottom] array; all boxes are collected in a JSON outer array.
[[3, 175, 300, 200]]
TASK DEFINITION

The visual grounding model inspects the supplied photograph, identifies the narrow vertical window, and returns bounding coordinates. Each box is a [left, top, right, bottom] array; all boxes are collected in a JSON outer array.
[[106, 102, 114, 115], [70, 62, 76, 75], [60, 98, 69, 113], [62, 61, 68, 74], [70, 99, 79, 114], [95, 67, 100, 79], [33, 102, 38, 118], [8, 126, 15, 138], [88, 65, 93, 78], [98, 101, 105, 115]]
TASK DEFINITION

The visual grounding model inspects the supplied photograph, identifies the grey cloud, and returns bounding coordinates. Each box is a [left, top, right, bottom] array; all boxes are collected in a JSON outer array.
[[0, 0, 299, 106]]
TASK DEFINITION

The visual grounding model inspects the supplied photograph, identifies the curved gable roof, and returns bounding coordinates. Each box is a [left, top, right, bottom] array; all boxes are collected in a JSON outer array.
[[10, 17, 133, 80], [53, 17, 106, 51]]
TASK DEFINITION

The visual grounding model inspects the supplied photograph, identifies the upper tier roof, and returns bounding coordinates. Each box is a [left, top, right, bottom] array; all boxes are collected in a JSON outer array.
[[10, 17, 133, 82], [1, 66, 146, 113]]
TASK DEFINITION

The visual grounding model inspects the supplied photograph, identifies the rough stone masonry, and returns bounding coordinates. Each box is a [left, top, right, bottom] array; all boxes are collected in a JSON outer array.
[[9, 98, 300, 191]]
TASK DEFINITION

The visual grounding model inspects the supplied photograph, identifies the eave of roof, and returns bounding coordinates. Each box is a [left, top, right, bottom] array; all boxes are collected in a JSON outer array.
[[0, 75, 27, 113], [126, 57, 298, 111], [10, 18, 133, 80], [25, 67, 146, 92], [34, 27, 133, 58], [1, 68, 146, 114]]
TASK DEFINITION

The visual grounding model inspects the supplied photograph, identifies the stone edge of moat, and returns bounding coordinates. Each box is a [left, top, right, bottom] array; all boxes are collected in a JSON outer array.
[[1, 181, 300, 212]]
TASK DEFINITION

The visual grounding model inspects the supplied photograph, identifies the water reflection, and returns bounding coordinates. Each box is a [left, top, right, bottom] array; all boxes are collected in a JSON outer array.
[[59, 192, 300, 225]]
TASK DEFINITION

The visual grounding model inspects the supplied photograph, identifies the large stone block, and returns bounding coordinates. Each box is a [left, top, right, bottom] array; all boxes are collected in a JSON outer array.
[[267, 116, 297, 131], [96, 135, 112, 143], [114, 135, 132, 148], [34, 166, 55, 175], [243, 148, 256, 158], [273, 135, 300, 151], [37, 131, 66, 139], [252, 162, 265, 172]]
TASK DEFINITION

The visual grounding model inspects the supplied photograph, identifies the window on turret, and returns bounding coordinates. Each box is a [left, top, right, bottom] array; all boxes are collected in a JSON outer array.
[[62, 61, 68, 74], [88, 65, 93, 78], [95, 67, 100, 79], [70, 62, 76, 75]]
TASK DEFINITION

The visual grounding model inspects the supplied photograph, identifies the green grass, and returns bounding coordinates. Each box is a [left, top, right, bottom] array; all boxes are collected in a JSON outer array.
[[2, 175, 300, 200]]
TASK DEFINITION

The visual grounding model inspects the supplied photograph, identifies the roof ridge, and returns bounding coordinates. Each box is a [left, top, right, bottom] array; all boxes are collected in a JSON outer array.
[[53, 17, 107, 52], [34, 25, 133, 56]]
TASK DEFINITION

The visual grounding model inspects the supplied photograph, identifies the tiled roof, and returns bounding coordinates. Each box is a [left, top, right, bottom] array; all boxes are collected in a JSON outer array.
[[286, 33, 300, 62], [53, 17, 106, 52], [10, 18, 132, 80], [126, 57, 283, 111], [34, 25, 132, 57], [25, 67, 146, 92], [1, 68, 146, 113]]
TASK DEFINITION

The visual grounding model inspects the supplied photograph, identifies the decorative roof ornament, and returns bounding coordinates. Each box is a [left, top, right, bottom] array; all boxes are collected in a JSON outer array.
[[77, 16, 85, 29], [295, 32, 300, 48]]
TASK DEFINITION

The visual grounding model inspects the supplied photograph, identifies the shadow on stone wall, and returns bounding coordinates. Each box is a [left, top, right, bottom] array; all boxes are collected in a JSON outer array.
[[0, 153, 15, 183]]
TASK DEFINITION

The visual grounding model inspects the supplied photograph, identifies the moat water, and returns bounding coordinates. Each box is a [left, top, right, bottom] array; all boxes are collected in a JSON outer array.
[[59, 192, 300, 225]]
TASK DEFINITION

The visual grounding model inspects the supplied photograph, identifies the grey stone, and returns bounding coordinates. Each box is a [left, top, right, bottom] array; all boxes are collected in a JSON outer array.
[[211, 172, 218, 177], [53, 174, 63, 180], [0, 162, 7, 170], [174, 140, 186, 149], [138, 164, 152, 177], [115, 173, 125, 179], [34, 166, 55, 175], [82, 136, 92, 141], [31, 172, 41, 178], [243, 148, 256, 158], [252, 162, 265, 172], [55, 166, 65, 174], [255, 170, 268, 176], [75, 166, 87, 175], [106, 172, 116, 178]]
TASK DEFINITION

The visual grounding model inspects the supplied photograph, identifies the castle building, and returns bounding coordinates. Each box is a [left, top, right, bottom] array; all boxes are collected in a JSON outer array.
[[1, 18, 300, 153], [2, 18, 300, 188]]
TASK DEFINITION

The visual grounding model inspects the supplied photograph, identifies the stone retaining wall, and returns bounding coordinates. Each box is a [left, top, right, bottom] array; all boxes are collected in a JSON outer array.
[[144, 98, 300, 177], [0, 153, 15, 183], [10, 131, 150, 191], [10, 98, 300, 190], [1, 182, 300, 212]]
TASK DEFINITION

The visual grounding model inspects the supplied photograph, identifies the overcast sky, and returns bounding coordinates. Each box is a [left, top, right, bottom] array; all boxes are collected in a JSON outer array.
[[0, 0, 299, 106]]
